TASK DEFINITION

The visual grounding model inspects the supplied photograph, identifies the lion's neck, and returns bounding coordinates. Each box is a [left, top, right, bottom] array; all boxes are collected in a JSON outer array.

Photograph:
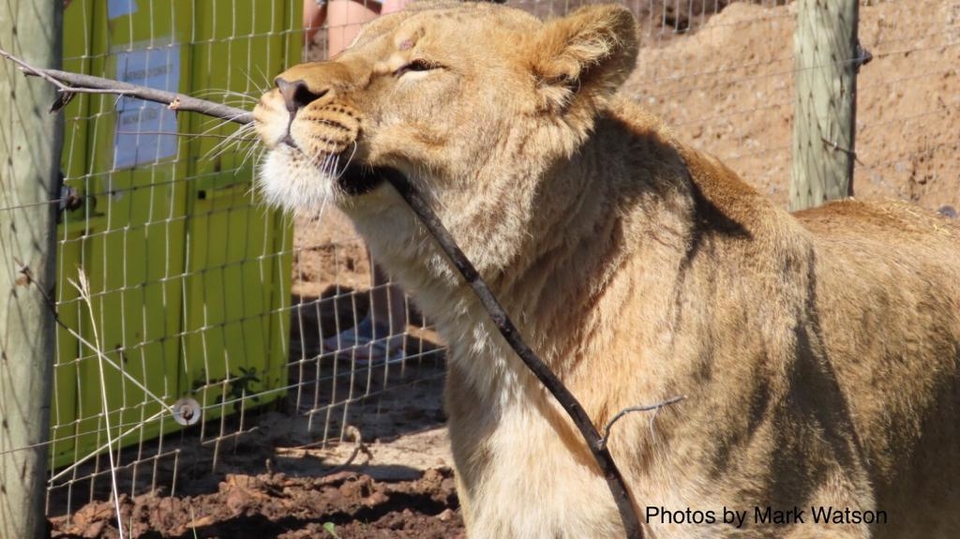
[[484, 111, 699, 374], [360, 116, 697, 412], [350, 103, 720, 413]]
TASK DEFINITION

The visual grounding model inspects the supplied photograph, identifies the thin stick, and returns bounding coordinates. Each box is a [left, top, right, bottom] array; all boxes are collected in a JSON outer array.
[[3, 48, 647, 538], [385, 169, 644, 538], [0, 47, 252, 124]]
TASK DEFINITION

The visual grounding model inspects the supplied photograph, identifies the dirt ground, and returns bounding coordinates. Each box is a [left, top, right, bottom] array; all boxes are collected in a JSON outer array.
[[625, 0, 960, 212], [48, 358, 460, 539], [49, 1, 958, 537]]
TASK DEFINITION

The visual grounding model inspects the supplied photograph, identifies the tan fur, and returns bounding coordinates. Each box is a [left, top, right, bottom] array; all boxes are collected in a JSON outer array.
[[253, 3, 960, 537]]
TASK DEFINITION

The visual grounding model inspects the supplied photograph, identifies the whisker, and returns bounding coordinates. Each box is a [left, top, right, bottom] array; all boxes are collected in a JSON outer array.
[[237, 133, 266, 170], [333, 142, 359, 182], [324, 152, 340, 180], [116, 129, 256, 141], [253, 65, 273, 94], [191, 88, 259, 104], [238, 67, 272, 97], [202, 119, 257, 160]]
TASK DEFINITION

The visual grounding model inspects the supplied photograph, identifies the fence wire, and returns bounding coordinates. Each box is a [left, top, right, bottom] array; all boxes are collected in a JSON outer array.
[[0, 0, 954, 526]]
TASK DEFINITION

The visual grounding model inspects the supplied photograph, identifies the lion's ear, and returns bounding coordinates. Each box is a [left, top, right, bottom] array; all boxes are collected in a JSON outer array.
[[531, 5, 639, 112]]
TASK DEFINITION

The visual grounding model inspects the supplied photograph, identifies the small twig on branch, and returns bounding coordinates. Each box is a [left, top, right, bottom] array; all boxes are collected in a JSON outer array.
[[598, 395, 687, 450], [0, 47, 252, 124]]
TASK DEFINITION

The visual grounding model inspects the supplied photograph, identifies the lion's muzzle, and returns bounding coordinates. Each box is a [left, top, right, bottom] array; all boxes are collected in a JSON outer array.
[[254, 65, 362, 159]]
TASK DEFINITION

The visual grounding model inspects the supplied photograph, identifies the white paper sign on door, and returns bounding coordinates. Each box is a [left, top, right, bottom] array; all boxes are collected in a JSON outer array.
[[113, 44, 180, 169], [107, 0, 138, 19]]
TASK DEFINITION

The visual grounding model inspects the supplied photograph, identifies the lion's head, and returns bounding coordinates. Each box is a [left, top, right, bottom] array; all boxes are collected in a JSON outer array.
[[254, 1, 640, 267]]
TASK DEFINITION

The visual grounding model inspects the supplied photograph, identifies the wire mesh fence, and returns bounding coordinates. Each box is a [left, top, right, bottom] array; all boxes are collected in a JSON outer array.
[[0, 0, 955, 532], [47, 0, 300, 516], [44, 0, 452, 520], [851, 1, 959, 209]]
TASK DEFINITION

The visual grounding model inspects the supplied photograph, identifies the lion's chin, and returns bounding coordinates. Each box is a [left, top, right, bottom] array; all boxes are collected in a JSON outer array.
[[256, 146, 386, 214]]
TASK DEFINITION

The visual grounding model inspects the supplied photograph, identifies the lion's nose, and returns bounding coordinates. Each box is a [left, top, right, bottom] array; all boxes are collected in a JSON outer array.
[[275, 77, 328, 113]]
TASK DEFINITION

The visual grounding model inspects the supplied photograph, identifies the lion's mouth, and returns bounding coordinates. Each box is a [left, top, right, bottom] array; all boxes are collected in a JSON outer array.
[[336, 162, 389, 196], [279, 138, 387, 196]]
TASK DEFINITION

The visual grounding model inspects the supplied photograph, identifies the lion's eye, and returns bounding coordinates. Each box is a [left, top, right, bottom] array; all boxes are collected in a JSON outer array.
[[395, 59, 441, 78]]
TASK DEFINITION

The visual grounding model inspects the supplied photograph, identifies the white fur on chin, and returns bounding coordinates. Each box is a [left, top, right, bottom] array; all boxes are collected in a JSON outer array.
[[257, 146, 342, 216]]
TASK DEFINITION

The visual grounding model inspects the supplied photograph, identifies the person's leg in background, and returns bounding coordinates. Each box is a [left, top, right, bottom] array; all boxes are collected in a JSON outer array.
[[362, 264, 408, 359], [304, 0, 383, 58], [321, 259, 408, 363], [326, 0, 381, 56]]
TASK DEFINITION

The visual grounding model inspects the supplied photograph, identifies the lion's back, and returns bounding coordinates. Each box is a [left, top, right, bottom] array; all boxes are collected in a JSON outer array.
[[793, 198, 959, 303], [794, 198, 959, 241], [794, 198, 959, 314], [792, 198, 960, 535], [792, 197, 960, 367]]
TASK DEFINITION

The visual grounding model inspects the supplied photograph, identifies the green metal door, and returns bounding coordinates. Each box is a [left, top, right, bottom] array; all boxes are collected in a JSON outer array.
[[53, 0, 297, 470]]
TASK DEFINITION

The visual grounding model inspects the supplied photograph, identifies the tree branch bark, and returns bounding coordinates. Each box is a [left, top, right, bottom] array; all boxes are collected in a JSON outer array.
[[0, 47, 251, 124]]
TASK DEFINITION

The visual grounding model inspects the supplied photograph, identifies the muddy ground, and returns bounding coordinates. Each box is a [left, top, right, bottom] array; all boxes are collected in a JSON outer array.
[[49, 1, 958, 537], [52, 469, 461, 539]]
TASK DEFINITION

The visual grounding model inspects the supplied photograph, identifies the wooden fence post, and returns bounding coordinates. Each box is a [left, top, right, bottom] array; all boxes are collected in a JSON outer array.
[[791, 0, 862, 211], [0, 2, 63, 538]]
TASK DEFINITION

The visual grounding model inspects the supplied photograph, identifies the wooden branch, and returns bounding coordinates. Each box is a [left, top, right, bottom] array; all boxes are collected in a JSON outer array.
[[2, 47, 646, 538], [0, 47, 252, 124]]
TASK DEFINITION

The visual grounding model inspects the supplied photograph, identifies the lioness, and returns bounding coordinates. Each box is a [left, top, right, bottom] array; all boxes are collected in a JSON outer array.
[[254, 2, 960, 537]]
